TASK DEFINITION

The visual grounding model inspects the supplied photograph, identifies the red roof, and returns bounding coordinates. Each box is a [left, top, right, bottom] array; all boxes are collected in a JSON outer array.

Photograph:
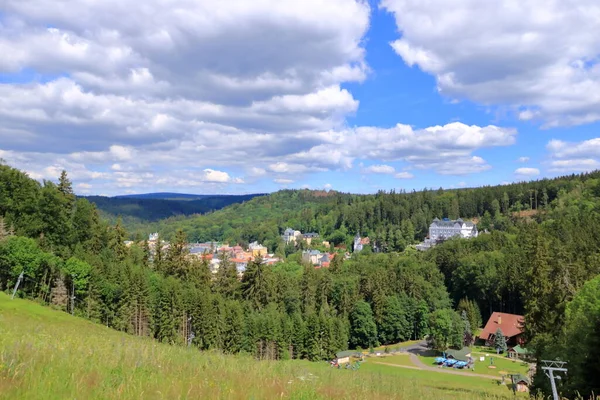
[[480, 312, 524, 340]]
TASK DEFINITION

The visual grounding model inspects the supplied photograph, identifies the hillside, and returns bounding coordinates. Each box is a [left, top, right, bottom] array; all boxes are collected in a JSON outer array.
[[146, 171, 600, 249], [83, 193, 264, 227], [0, 293, 517, 399]]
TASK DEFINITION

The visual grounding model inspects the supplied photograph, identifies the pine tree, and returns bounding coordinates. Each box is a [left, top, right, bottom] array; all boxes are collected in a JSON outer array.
[[154, 234, 164, 271], [494, 327, 507, 353], [142, 240, 150, 268], [241, 256, 271, 308], [213, 252, 240, 299], [165, 229, 190, 278], [109, 218, 128, 262]]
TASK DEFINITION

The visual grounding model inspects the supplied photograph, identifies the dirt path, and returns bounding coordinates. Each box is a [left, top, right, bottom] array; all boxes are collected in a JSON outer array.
[[370, 361, 422, 371]]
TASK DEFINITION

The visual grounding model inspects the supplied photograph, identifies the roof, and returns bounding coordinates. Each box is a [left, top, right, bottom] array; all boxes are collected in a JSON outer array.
[[445, 347, 471, 361], [480, 312, 524, 340], [512, 374, 531, 385], [360, 237, 370, 245], [508, 345, 530, 355], [303, 232, 319, 238], [336, 350, 362, 358]]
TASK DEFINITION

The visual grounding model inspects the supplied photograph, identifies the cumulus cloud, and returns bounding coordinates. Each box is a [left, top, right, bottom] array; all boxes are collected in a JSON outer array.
[[546, 138, 600, 173], [274, 178, 294, 185], [0, 1, 521, 193], [381, 0, 600, 126], [395, 172, 414, 179], [363, 164, 396, 174], [515, 167, 540, 177]]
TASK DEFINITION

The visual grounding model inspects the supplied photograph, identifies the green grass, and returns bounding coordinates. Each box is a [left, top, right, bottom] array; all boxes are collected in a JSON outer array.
[[0, 293, 527, 399], [369, 354, 415, 367], [371, 340, 421, 352], [418, 351, 530, 378]]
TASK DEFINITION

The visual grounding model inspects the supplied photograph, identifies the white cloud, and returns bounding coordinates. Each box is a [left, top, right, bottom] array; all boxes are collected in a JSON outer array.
[[0, 1, 522, 192], [549, 159, 600, 173], [395, 172, 414, 179], [381, 0, 600, 126], [518, 157, 530, 163], [546, 137, 600, 173], [363, 164, 396, 174], [323, 183, 333, 190], [515, 167, 540, 177], [274, 178, 294, 185]]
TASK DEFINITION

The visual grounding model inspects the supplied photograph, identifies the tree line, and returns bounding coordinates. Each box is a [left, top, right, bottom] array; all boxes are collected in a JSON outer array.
[[2, 160, 600, 398]]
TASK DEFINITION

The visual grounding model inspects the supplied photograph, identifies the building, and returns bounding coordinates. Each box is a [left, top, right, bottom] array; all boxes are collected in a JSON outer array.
[[282, 228, 302, 244], [302, 250, 333, 268], [445, 347, 472, 361], [479, 312, 525, 347], [302, 232, 319, 245], [429, 218, 478, 241], [511, 374, 531, 393], [149, 232, 159, 242], [353, 233, 370, 253], [507, 345, 532, 361], [248, 241, 268, 257], [416, 218, 478, 250]]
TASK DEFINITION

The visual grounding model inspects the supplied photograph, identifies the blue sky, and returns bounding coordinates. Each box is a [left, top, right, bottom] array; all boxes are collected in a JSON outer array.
[[1, 0, 600, 195]]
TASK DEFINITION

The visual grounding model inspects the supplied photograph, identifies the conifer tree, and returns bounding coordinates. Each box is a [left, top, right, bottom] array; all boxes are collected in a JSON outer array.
[[494, 328, 507, 353], [166, 229, 190, 278], [241, 255, 271, 308], [213, 252, 240, 299]]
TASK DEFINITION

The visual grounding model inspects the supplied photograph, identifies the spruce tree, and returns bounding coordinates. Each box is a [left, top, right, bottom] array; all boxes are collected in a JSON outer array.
[[494, 328, 507, 353]]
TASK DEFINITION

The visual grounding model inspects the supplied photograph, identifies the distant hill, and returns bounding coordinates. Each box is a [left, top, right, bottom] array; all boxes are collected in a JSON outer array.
[[114, 192, 214, 201], [83, 193, 265, 225]]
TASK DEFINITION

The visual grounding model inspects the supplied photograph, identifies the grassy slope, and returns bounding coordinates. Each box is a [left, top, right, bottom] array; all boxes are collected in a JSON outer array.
[[0, 293, 521, 399]]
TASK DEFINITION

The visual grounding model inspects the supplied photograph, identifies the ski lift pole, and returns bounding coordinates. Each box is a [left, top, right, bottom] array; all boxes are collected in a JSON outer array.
[[11, 271, 24, 299]]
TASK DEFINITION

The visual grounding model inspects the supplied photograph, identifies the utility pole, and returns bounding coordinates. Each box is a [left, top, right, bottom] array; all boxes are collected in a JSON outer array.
[[11, 271, 24, 299], [541, 360, 568, 400], [187, 316, 194, 347], [70, 274, 76, 315]]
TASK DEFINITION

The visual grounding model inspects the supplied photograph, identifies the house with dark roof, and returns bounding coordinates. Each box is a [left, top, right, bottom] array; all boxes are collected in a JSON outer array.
[[479, 312, 525, 347], [445, 347, 472, 361]]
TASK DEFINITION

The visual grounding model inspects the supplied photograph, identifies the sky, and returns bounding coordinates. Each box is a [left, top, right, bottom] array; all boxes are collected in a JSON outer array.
[[1, 0, 600, 196]]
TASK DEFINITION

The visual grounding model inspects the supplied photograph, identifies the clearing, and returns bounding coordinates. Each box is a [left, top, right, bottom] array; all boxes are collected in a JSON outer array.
[[0, 293, 522, 399]]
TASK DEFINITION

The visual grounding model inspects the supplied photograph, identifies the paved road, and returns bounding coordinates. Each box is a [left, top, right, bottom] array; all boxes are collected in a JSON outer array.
[[377, 340, 502, 381]]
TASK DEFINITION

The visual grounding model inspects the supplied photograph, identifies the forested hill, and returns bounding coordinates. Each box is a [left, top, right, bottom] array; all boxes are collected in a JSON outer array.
[[147, 171, 600, 250], [83, 193, 263, 227], [2, 161, 600, 398]]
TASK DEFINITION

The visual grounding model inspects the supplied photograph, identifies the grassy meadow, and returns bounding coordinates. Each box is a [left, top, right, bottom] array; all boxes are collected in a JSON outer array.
[[0, 293, 529, 399]]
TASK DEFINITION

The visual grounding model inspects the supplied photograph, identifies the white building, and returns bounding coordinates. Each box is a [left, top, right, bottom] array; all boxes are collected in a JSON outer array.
[[429, 218, 478, 241], [282, 228, 302, 244], [416, 218, 478, 250]]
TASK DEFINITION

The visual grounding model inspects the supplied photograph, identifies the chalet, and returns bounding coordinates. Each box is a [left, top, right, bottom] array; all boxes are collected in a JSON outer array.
[[511, 374, 530, 393], [479, 312, 525, 347], [507, 345, 532, 361]]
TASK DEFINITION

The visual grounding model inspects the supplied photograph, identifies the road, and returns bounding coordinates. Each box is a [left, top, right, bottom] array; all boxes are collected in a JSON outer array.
[[371, 340, 502, 381]]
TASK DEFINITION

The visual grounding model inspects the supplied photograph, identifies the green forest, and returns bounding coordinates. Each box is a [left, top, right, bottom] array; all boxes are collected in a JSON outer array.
[[1, 160, 600, 399], [84, 193, 263, 227]]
